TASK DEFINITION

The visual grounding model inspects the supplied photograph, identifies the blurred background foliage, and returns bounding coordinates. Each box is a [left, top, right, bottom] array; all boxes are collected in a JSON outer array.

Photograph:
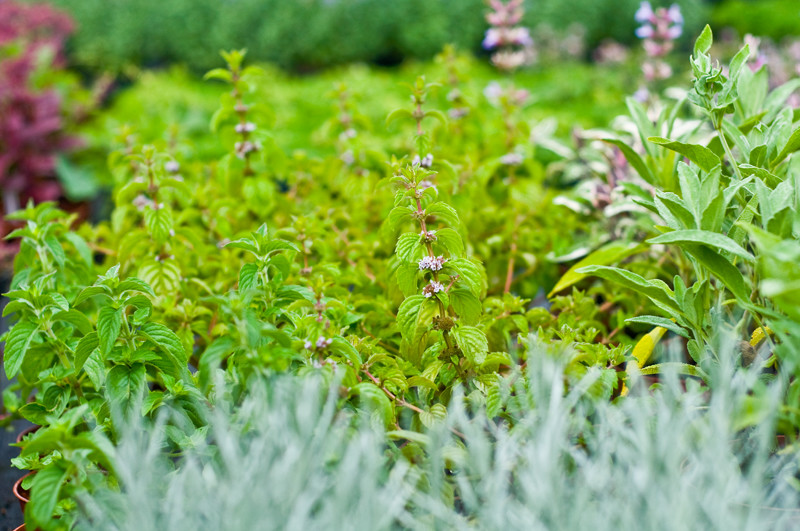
[[25, 0, 717, 73]]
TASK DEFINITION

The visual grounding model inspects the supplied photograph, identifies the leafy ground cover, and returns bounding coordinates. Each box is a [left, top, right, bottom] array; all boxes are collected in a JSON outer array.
[[3, 1, 800, 529]]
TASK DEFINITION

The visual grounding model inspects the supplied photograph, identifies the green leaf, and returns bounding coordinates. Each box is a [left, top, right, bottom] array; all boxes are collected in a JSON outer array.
[[203, 68, 233, 82], [329, 337, 361, 366], [576, 265, 679, 312], [426, 202, 459, 228], [637, 362, 709, 381], [447, 258, 485, 297], [647, 229, 754, 262], [548, 242, 643, 297], [387, 430, 431, 446], [387, 206, 414, 232], [602, 139, 656, 185], [107, 363, 147, 413], [772, 126, 800, 168], [407, 375, 438, 390], [97, 306, 123, 355], [28, 464, 69, 527], [395, 232, 422, 262], [116, 278, 155, 297], [419, 403, 447, 428], [74, 332, 99, 372], [225, 239, 258, 254], [648, 137, 721, 173], [452, 325, 488, 365], [73, 285, 111, 306], [397, 295, 429, 342], [140, 322, 188, 367], [198, 336, 235, 389], [693, 24, 713, 56], [238, 263, 259, 292], [144, 207, 174, 244], [625, 316, 689, 338], [385, 108, 413, 128], [350, 383, 393, 426], [4, 321, 38, 379], [688, 245, 750, 301], [43, 236, 66, 267], [53, 309, 93, 335], [435, 228, 464, 257], [449, 288, 482, 325], [396, 262, 420, 297]]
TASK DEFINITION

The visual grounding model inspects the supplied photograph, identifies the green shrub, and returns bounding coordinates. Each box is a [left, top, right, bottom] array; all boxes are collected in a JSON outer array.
[[34, 0, 710, 72], [712, 0, 800, 41]]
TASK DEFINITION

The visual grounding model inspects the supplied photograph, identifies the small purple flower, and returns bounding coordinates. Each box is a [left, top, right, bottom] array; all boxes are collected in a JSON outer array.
[[667, 4, 683, 25], [418, 255, 446, 272], [420, 230, 437, 242], [509, 27, 533, 47], [635, 25, 655, 39], [422, 280, 445, 298], [421, 154, 434, 169], [165, 160, 180, 174], [235, 122, 256, 134], [483, 28, 502, 50], [635, 1, 654, 23], [316, 336, 333, 349], [500, 153, 524, 166]]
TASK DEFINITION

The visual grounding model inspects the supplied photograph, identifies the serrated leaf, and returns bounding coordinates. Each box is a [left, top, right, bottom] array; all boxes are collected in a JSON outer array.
[[396, 262, 419, 297], [74, 332, 99, 372], [387, 206, 414, 233], [407, 375, 438, 390], [198, 336, 235, 389], [396, 232, 422, 262], [116, 278, 155, 297], [43, 236, 66, 267], [449, 288, 482, 325], [350, 383, 393, 426], [446, 258, 485, 297], [144, 207, 173, 244], [3, 321, 38, 379], [140, 322, 188, 367], [107, 363, 146, 414], [426, 202, 459, 228], [53, 310, 93, 335], [97, 306, 122, 355], [238, 263, 259, 292], [329, 337, 361, 367], [434, 228, 464, 257], [452, 326, 488, 365], [28, 464, 69, 527], [419, 403, 447, 428], [73, 285, 111, 306]]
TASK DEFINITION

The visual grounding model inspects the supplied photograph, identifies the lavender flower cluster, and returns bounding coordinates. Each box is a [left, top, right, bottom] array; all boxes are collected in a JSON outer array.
[[635, 2, 683, 81], [482, 0, 533, 71]]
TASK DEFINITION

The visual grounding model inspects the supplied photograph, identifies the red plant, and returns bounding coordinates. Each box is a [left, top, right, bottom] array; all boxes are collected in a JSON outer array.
[[0, 1, 77, 212], [0, 1, 80, 267]]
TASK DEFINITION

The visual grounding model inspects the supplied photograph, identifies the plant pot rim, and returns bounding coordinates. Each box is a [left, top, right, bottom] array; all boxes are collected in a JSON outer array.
[[13, 470, 34, 505], [15, 424, 40, 445]]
